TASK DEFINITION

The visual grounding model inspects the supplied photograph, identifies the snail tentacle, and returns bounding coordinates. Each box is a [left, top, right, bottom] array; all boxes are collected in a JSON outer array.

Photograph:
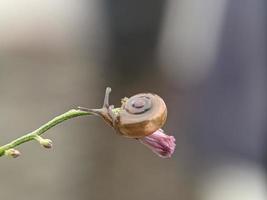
[[77, 107, 103, 115], [101, 88, 119, 127], [103, 87, 112, 108], [78, 87, 119, 130]]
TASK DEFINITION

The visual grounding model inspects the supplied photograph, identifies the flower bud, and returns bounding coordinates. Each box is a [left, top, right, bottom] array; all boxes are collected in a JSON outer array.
[[35, 136, 53, 149], [138, 129, 176, 158], [5, 148, 21, 158], [40, 139, 53, 149]]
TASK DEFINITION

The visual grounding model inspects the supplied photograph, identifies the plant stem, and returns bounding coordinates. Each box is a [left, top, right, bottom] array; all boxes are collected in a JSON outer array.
[[0, 109, 92, 157]]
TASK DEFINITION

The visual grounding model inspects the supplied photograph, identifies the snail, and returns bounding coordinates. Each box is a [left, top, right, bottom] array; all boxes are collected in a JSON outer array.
[[78, 87, 167, 138]]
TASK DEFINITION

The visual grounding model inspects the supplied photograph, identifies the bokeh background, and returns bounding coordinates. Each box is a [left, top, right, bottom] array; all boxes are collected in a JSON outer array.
[[0, 1, 267, 200]]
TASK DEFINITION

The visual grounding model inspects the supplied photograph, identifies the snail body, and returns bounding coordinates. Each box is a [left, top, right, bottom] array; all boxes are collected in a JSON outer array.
[[116, 93, 167, 138], [79, 88, 167, 139]]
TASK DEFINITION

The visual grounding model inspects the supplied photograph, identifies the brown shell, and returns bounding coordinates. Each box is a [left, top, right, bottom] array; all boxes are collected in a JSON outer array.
[[117, 93, 167, 138]]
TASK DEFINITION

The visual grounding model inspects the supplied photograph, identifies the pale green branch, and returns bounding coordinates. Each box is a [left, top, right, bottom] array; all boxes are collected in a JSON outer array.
[[0, 109, 92, 157]]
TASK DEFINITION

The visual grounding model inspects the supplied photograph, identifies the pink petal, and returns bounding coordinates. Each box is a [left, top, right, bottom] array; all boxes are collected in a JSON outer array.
[[138, 129, 176, 158]]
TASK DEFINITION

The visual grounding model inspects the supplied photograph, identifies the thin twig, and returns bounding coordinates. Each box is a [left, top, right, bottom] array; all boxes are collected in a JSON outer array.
[[0, 109, 92, 157]]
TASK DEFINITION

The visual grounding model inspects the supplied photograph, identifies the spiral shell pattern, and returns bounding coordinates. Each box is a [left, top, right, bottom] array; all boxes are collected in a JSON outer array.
[[117, 93, 167, 138]]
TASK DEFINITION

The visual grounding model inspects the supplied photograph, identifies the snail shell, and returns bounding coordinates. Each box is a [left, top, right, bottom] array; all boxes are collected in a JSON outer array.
[[117, 93, 167, 138]]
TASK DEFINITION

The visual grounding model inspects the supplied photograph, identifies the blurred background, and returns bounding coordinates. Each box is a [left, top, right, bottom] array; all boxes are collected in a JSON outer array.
[[0, 0, 266, 200]]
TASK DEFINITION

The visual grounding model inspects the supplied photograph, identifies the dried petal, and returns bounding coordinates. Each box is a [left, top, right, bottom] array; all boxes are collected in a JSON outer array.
[[138, 129, 176, 158]]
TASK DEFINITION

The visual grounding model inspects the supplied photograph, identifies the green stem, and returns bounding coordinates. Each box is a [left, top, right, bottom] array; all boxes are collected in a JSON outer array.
[[0, 109, 92, 157]]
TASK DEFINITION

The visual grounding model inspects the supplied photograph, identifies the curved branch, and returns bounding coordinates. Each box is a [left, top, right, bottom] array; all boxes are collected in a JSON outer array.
[[0, 87, 115, 158], [0, 109, 92, 157]]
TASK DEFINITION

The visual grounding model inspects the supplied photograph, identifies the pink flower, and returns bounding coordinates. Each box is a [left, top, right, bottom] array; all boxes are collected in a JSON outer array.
[[138, 129, 176, 158]]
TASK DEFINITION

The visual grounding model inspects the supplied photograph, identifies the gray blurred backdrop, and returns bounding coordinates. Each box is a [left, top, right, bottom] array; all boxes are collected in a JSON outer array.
[[0, 1, 267, 200]]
